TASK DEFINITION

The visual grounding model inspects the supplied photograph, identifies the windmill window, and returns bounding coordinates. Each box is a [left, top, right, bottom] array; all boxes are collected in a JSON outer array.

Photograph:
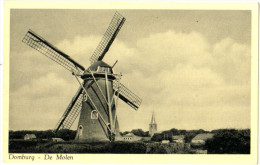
[[91, 110, 99, 119], [99, 67, 110, 73], [83, 93, 88, 102], [78, 125, 83, 136]]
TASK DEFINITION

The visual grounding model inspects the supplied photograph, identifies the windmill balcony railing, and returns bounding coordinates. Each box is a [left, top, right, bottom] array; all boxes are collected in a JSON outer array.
[[81, 72, 121, 80]]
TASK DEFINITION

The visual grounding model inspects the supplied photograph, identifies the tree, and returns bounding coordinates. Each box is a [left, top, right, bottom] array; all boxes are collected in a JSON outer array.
[[184, 133, 196, 143], [178, 129, 187, 135], [131, 129, 147, 137], [151, 133, 163, 142], [169, 128, 179, 135], [205, 129, 250, 154]]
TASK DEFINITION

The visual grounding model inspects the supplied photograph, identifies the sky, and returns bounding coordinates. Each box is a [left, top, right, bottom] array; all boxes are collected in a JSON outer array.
[[9, 9, 251, 132]]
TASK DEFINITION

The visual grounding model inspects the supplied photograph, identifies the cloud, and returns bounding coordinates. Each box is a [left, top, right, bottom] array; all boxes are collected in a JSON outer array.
[[111, 30, 250, 131], [56, 35, 101, 65], [11, 73, 71, 99], [10, 72, 80, 130], [10, 29, 251, 131], [211, 37, 251, 84]]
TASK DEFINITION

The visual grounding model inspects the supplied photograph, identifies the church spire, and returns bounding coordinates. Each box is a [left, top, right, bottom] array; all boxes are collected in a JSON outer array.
[[149, 111, 157, 137], [150, 111, 156, 124]]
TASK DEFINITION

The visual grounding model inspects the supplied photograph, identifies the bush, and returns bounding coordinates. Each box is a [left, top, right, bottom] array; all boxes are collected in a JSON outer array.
[[56, 129, 76, 141], [111, 142, 146, 153]]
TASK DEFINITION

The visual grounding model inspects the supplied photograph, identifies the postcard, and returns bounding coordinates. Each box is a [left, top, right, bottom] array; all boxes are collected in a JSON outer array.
[[1, 1, 259, 164]]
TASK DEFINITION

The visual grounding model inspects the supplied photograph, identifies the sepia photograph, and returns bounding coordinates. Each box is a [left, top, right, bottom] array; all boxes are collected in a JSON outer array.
[[2, 1, 259, 164]]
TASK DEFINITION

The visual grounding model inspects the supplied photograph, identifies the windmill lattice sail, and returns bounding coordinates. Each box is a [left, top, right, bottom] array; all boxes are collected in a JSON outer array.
[[90, 12, 125, 64], [22, 30, 85, 75], [113, 80, 142, 110], [54, 87, 83, 133]]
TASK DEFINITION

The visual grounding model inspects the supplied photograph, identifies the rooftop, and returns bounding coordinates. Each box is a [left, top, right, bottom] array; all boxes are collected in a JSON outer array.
[[192, 133, 214, 140], [172, 135, 185, 140]]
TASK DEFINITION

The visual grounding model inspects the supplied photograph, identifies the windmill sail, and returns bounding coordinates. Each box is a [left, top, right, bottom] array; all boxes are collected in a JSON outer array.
[[90, 12, 125, 64], [54, 87, 83, 133], [113, 80, 142, 110], [22, 30, 85, 75]]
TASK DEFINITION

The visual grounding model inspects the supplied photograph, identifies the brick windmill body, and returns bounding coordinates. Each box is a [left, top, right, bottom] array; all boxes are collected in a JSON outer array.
[[22, 12, 142, 142], [74, 61, 121, 142]]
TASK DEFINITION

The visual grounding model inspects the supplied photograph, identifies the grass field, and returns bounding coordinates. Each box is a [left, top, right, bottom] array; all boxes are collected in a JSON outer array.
[[9, 140, 192, 154]]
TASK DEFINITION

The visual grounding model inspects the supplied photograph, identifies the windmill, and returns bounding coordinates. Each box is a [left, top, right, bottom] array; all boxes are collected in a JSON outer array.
[[22, 12, 142, 142]]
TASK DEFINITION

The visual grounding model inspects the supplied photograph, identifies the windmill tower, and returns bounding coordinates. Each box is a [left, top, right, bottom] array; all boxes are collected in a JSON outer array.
[[22, 12, 142, 142], [149, 112, 157, 137]]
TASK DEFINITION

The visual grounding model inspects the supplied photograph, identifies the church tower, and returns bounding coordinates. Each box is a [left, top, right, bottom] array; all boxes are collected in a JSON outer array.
[[149, 112, 157, 137]]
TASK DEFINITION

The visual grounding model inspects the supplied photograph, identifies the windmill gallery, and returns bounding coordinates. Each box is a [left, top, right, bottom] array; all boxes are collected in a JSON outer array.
[[22, 12, 142, 142]]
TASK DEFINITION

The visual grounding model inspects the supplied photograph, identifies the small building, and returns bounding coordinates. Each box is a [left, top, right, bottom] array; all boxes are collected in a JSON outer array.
[[24, 134, 36, 140], [161, 140, 170, 144], [141, 137, 152, 142], [172, 135, 185, 143], [117, 133, 142, 142], [51, 138, 64, 142], [191, 133, 214, 145]]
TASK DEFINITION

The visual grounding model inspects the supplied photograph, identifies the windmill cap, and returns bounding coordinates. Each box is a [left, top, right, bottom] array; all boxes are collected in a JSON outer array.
[[87, 61, 112, 71], [81, 61, 115, 79]]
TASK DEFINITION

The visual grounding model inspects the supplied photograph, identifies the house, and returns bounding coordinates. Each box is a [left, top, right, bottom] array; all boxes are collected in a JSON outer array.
[[172, 135, 185, 143], [191, 133, 214, 145], [161, 140, 170, 144], [122, 133, 142, 142], [24, 134, 36, 140], [141, 137, 152, 142], [117, 133, 142, 142], [51, 138, 64, 142]]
